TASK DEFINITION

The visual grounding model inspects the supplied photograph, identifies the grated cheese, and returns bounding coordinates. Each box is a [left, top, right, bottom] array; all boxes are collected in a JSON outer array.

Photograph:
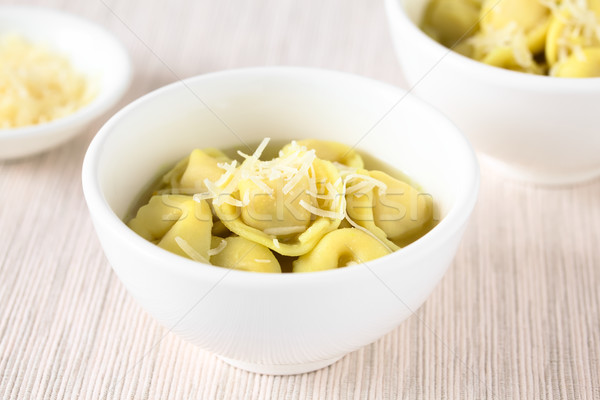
[[214, 160, 237, 187], [250, 175, 274, 195], [308, 164, 318, 195], [340, 173, 395, 252], [0, 34, 95, 129], [207, 238, 227, 256], [299, 199, 344, 220], [219, 195, 243, 207], [242, 190, 251, 206], [282, 150, 316, 194], [193, 192, 213, 202], [545, 0, 600, 45], [174, 236, 209, 263], [345, 180, 376, 195], [344, 173, 388, 194]]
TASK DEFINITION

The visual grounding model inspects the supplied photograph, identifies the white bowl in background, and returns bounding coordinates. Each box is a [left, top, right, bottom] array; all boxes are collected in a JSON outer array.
[[82, 67, 479, 375], [0, 6, 131, 160], [385, 0, 600, 185]]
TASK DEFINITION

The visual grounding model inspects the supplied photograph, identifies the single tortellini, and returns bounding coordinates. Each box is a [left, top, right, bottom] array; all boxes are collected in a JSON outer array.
[[128, 194, 213, 262], [346, 170, 433, 248], [162, 148, 230, 194], [421, 0, 482, 48], [293, 228, 391, 272], [552, 47, 600, 77], [281, 139, 364, 169], [128, 194, 185, 242], [210, 236, 281, 273]]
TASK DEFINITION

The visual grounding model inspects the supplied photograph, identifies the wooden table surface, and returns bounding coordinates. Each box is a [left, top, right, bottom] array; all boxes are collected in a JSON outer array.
[[1, 0, 599, 398]]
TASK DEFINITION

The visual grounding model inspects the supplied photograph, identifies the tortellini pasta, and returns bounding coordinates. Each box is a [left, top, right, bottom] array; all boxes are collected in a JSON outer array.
[[127, 138, 435, 273], [421, 0, 600, 77], [128, 194, 213, 262], [210, 236, 281, 273], [345, 170, 434, 249], [281, 139, 364, 169], [421, 0, 481, 49], [293, 229, 391, 273], [162, 148, 231, 194], [551, 47, 600, 76]]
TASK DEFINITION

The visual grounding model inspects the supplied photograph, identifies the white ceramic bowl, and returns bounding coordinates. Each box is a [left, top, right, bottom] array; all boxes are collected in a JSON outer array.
[[82, 67, 479, 375], [0, 6, 131, 160], [385, 0, 600, 185]]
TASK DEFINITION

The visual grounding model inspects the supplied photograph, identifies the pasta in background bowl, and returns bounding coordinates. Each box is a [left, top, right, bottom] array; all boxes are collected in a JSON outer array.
[[420, 0, 600, 77], [385, 0, 600, 185], [82, 67, 479, 374]]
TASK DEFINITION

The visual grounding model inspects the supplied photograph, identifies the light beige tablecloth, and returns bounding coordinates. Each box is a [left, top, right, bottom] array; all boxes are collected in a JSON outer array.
[[1, 0, 599, 398]]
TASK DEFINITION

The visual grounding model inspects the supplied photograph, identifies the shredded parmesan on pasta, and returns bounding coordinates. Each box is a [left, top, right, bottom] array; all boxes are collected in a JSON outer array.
[[299, 199, 344, 220], [282, 151, 316, 194], [207, 238, 227, 256], [340, 173, 395, 252], [197, 139, 389, 243], [468, 22, 535, 69], [305, 190, 336, 200], [542, 0, 600, 73], [542, 0, 600, 46], [174, 236, 209, 263], [206, 139, 338, 225]]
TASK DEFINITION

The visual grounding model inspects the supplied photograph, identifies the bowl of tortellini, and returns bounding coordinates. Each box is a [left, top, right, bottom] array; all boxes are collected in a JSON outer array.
[[82, 67, 479, 374], [385, 0, 600, 184]]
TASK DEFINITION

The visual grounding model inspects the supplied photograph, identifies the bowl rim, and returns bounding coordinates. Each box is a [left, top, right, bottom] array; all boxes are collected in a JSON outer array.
[[384, 0, 600, 91], [0, 5, 132, 139], [82, 66, 480, 287]]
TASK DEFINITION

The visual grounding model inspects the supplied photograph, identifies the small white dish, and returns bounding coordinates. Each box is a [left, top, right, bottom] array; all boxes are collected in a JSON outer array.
[[0, 6, 131, 160], [385, 0, 600, 185], [82, 67, 479, 375]]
